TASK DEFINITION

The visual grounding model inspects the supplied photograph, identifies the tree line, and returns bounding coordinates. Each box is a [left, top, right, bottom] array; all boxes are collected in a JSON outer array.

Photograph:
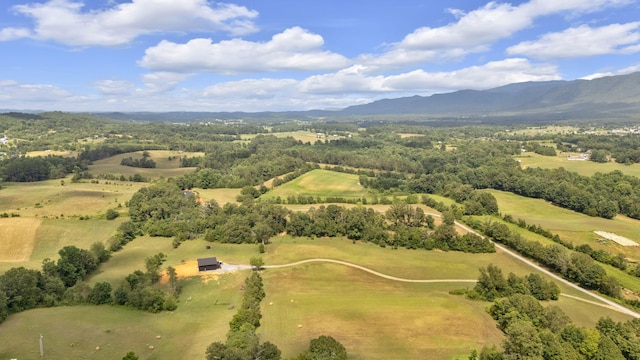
[[466, 265, 640, 360]]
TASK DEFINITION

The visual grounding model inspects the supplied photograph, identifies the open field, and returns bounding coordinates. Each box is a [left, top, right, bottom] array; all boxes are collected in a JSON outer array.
[[0, 230, 635, 359], [89, 150, 201, 179], [515, 151, 640, 177], [264, 169, 367, 200], [0, 218, 124, 274], [0, 177, 142, 217], [26, 150, 77, 157], [0, 217, 40, 262], [195, 188, 242, 205], [489, 189, 640, 252], [241, 131, 352, 143]]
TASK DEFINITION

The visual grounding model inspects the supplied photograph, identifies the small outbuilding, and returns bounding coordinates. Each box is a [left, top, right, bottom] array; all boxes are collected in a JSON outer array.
[[197, 257, 222, 271]]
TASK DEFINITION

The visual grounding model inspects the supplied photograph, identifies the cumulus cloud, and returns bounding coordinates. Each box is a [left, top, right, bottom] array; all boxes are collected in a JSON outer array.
[[139, 27, 351, 74], [203, 78, 297, 99], [360, 0, 632, 70], [0, 79, 72, 101], [508, 22, 640, 59], [140, 72, 194, 93], [94, 80, 136, 95], [0, 27, 31, 41], [3, 0, 258, 46], [299, 59, 560, 95]]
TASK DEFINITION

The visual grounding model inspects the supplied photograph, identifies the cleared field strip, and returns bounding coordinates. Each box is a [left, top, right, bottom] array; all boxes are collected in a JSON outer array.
[[0, 218, 41, 261], [595, 231, 639, 246]]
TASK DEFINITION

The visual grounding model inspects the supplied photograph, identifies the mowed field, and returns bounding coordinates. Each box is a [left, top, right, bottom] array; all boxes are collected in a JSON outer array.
[[240, 131, 352, 143], [264, 169, 367, 200], [515, 151, 640, 177], [1, 233, 633, 360], [89, 150, 202, 179], [488, 189, 640, 251], [0, 176, 142, 218]]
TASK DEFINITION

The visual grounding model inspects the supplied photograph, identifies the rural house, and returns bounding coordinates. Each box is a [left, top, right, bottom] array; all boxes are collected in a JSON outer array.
[[197, 257, 222, 271]]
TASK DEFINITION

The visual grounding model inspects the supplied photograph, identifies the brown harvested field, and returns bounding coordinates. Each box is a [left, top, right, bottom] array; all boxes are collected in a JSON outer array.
[[0, 218, 41, 261]]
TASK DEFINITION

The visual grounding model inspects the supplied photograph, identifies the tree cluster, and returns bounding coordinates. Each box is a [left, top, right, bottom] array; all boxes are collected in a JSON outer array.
[[0, 243, 109, 324], [206, 272, 282, 360], [469, 264, 560, 301], [0, 155, 87, 182]]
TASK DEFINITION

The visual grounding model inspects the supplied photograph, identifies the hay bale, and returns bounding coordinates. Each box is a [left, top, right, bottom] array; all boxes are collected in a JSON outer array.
[[95, 346, 100, 351], [156, 335, 162, 339], [149, 345, 155, 350]]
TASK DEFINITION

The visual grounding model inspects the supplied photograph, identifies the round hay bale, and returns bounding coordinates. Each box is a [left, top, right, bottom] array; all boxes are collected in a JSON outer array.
[[95, 346, 100, 351], [149, 345, 155, 350], [156, 335, 162, 339], [298, 324, 303, 328], [269, 301, 273, 306]]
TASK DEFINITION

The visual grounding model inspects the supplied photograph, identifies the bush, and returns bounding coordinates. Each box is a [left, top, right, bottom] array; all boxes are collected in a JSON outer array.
[[105, 208, 120, 220]]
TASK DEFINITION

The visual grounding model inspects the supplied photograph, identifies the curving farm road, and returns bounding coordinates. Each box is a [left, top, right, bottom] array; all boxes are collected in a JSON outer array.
[[264, 258, 477, 283]]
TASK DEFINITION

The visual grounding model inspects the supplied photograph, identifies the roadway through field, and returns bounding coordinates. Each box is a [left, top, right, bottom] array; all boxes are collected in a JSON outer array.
[[259, 258, 633, 315], [272, 208, 640, 318]]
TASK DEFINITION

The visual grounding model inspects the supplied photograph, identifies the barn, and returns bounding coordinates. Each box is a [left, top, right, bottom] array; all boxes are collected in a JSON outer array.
[[197, 257, 222, 271]]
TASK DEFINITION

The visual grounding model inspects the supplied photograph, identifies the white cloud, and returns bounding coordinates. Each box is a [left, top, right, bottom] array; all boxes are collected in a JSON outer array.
[[359, 0, 632, 70], [5, 0, 258, 46], [508, 22, 640, 59], [0, 80, 72, 102], [203, 78, 297, 99], [581, 63, 640, 80], [139, 27, 351, 74], [94, 80, 136, 95], [299, 59, 560, 95], [140, 72, 194, 94], [0, 27, 31, 41]]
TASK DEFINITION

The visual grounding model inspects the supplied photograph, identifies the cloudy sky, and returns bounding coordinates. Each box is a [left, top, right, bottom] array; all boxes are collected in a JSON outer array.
[[0, 0, 639, 112]]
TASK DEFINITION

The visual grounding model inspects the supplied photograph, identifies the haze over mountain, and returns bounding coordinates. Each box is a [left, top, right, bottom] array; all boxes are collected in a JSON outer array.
[[94, 72, 640, 123], [341, 71, 640, 119]]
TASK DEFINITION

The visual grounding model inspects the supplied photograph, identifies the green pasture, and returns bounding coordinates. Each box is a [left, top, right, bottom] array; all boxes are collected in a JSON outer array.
[[0, 176, 141, 217], [89, 150, 201, 179], [489, 190, 640, 254], [0, 231, 635, 359], [515, 151, 640, 177], [0, 218, 124, 274], [0, 273, 245, 360], [264, 169, 367, 200]]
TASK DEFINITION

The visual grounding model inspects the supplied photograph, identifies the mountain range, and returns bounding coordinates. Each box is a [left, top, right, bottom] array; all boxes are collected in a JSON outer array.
[[342, 71, 640, 119], [94, 71, 640, 123]]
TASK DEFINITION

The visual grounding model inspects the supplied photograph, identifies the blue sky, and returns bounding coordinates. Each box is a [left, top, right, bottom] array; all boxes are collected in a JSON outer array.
[[0, 0, 639, 112]]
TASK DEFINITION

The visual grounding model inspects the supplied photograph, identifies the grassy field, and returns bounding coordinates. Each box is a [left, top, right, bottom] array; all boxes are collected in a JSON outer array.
[[0, 230, 634, 359], [1, 173, 638, 358], [240, 131, 352, 143], [489, 189, 640, 254], [89, 150, 201, 179], [0, 176, 142, 217], [195, 188, 242, 205], [515, 152, 640, 177], [264, 169, 367, 200]]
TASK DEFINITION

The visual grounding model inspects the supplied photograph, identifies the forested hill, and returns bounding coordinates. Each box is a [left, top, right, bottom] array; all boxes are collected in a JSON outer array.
[[341, 71, 640, 118]]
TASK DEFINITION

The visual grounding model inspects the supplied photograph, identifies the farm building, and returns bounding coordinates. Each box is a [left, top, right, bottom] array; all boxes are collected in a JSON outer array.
[[197, 257, 222, 271]]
